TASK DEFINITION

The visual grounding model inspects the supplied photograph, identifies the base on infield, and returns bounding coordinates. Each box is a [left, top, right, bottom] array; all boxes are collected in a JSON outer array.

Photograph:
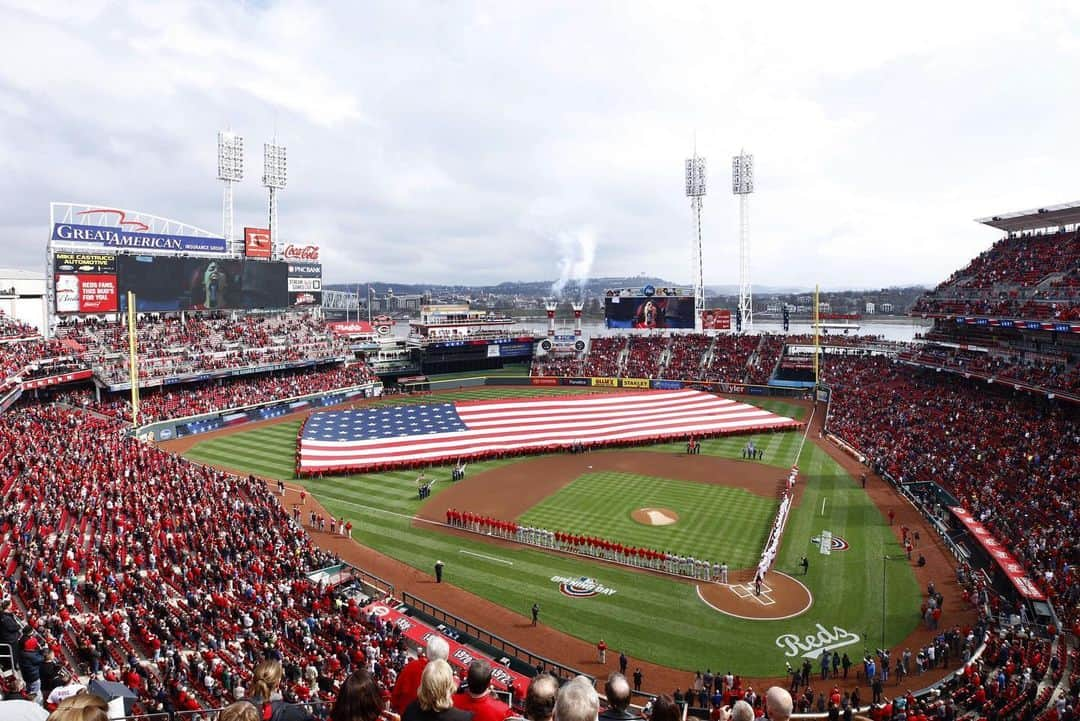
[[696, 570, 813, 620]]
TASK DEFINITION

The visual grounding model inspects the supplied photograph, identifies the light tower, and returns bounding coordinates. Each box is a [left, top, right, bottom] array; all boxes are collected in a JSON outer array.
[[262, 141, 288, 255], [685, 153, 707, 331], [732, 150, 754, 330], [217, 131, 244, 251]]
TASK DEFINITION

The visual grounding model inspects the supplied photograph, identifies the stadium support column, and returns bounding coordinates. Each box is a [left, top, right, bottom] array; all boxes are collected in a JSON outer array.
[[545, 300, 557, 338], [572, 301, 584, 337], [685, 153, 707, 331], [732, 151, 754, 331], [127, 292, 139, 428]]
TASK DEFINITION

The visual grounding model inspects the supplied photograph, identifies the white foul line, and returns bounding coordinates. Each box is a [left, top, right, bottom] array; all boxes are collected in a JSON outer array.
[[459, 550, 514, 566], [821, 497, 827, 515]]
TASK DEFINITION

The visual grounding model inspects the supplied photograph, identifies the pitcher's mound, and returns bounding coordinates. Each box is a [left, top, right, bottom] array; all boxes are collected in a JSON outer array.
[[632, 508, 679, 526]]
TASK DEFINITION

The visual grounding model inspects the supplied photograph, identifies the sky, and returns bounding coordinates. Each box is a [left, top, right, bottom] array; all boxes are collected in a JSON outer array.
[[1, 0, 1078, 289]]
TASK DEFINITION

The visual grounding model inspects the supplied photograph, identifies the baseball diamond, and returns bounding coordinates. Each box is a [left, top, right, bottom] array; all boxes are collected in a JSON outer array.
[[176, 386, 947, 679]]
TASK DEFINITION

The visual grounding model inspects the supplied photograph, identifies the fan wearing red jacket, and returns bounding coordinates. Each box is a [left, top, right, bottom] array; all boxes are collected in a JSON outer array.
[[452, 660, 512, 721], [391, 636, 451, 713]]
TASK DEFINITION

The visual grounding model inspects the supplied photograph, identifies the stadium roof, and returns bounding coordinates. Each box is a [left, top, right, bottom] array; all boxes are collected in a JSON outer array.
[[976, 201, 1080, 233]]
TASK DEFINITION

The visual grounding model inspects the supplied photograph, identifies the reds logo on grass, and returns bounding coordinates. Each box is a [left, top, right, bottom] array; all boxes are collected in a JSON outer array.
[[551, 575, 617, 598], [811, 535, 850, 551]]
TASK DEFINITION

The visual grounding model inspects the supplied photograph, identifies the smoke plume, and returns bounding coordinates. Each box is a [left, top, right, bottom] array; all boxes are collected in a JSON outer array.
[[550, 227, 597, 298]]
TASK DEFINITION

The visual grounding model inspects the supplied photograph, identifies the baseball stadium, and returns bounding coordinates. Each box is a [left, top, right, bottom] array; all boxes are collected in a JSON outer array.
[[0, 186, 1075, 721], [0, 22, 1079, 721]]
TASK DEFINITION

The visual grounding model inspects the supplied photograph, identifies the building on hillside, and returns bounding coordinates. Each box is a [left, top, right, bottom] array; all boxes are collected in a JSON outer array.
[[0, 268, 46, 332]]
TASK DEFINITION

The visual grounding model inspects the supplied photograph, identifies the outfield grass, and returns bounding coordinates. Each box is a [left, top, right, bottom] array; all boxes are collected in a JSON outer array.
[[519, 473, 775, 568], [184, 388, 920, 676]]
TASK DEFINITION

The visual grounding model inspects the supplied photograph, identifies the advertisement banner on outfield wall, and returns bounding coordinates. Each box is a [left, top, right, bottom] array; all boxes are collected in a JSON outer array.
[[652, 380, 684, 390], [565, 378, 590, 386], [620, 378, 650, 389], [531, 377, 558, 385], [591, 377, 618, 387]]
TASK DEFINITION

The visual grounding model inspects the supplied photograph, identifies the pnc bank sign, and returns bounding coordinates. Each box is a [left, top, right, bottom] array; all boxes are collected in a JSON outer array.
[[52, 213, 227, 255]]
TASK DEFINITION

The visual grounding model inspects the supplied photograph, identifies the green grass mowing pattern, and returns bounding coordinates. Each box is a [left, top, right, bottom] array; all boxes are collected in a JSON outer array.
[[518, 473, 774, 568], [183, 389, 921, 676]]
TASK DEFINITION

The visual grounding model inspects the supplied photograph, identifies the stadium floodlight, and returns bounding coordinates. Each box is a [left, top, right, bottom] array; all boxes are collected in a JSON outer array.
[[685, 156, 706, 197], [685, 154, 707, 330], [262, 142, 287, 189], [217, 131, 244, 246], [263, 142, 287, 255], [732, 151, 754, 330], [217, 132, 244, 182]]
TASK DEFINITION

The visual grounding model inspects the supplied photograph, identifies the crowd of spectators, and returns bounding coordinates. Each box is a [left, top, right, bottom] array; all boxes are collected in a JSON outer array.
[[663, 335, 711, 380], [823, 354, 1080, 631], [745, 336, 784, 386], [530, 333, 905, 386], [0, 405, 415, 717], [912, 229, 1080, 322], [578, 337, 626, 378], [56, 363, 378, 424], [621, 337, 667, 379], [55, 314, 352, 384], [900, 344, 1080, 396], [701, 335, 756, 384]]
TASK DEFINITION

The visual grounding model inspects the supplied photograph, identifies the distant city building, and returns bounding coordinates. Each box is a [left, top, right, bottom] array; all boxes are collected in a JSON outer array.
[[880, 302, 894, 313], [865, 301, 876, 314]]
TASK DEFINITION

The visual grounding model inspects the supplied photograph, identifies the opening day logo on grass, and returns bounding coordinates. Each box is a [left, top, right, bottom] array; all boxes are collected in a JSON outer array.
[[811, 534, 850, 551], [775, 624, 861, 659], [552, 575, 617, 598]]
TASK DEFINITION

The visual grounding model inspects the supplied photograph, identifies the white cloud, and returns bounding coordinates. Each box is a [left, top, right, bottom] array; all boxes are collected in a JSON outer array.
[[0, 0, 1076, 289]]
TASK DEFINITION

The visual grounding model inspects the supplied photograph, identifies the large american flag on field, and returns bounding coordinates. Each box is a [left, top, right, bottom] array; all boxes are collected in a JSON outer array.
[[297, 389, 799, 474]]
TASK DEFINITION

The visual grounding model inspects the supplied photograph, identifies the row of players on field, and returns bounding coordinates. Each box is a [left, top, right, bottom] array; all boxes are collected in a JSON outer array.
[[445, 510, 732, 582]]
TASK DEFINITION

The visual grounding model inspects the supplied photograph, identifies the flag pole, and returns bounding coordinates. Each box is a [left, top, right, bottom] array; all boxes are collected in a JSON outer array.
[[128, 292, 139, 428]]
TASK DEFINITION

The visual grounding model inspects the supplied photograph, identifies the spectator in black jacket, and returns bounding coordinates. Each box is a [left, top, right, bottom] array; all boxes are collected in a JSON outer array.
[[599, 674, 641, 721], [0, 598, 21, 672], [19, 635, 44, 702], [39, 648, 66, 699]]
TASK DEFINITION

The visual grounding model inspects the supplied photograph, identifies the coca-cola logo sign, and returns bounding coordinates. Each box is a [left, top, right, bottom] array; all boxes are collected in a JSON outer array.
[[283, 244, 320, 261]]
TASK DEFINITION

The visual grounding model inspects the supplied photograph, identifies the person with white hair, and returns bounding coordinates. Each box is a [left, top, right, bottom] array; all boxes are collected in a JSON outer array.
[[729, 700, 754, 721], [555, 676, 600, 721], [392, 636, 452, 713], [764, 687, 793, 721]]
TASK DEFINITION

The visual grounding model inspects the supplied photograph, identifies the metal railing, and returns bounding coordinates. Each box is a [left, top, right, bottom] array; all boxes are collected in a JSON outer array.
[[401, 592, 591, 682]]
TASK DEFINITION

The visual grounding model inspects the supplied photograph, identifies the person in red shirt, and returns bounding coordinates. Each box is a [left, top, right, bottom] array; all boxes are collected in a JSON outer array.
[[392, 636, 451, 713], [452, 660, 511, 721]]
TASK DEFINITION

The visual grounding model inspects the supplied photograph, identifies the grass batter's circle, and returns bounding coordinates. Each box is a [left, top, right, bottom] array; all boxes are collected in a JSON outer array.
[[631, 507, 680, 526]]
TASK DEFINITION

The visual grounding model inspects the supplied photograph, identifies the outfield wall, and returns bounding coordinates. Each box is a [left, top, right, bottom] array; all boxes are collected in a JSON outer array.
[[403, 374, 812, 398], [135, 381, 382, 441]]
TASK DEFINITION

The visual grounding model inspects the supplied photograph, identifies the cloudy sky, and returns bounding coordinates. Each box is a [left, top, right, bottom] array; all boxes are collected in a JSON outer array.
[[1, 1, 1077, 289]]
